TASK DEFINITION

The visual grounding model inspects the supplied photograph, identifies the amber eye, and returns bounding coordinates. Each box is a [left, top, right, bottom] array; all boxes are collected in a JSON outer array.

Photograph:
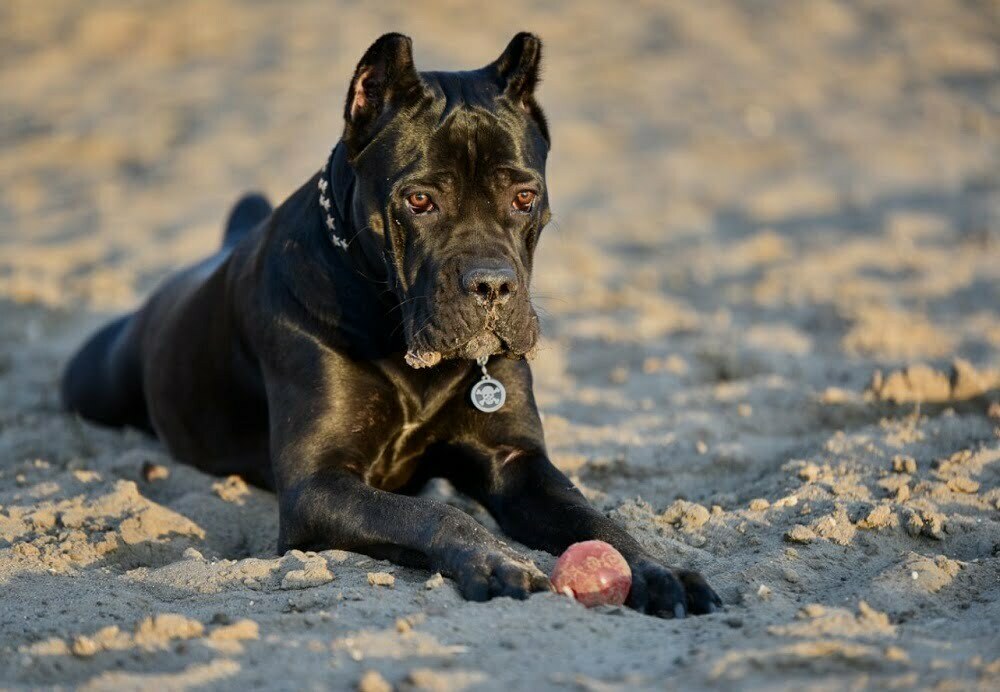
[[406, 192, 435, 214], [513, 189, 536, 212]]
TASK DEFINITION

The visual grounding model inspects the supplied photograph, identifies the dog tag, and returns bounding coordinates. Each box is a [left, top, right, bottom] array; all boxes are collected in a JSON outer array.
[[471, 357, 506, 413]]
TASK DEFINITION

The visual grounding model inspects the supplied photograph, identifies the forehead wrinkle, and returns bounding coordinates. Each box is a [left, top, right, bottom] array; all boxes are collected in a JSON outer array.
[[420, 69, 500, 123], [357, 71, 546, 185], [430, 108, 521, 183]]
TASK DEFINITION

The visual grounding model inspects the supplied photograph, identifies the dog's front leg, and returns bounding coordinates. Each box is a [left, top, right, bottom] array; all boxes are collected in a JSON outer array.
[[259, 338, 549, 601], [276, 467, 550, 601], [446, 448, 721, 617]]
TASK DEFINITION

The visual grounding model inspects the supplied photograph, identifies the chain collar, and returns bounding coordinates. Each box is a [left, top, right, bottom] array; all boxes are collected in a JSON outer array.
[[316, 149, 350, 252]]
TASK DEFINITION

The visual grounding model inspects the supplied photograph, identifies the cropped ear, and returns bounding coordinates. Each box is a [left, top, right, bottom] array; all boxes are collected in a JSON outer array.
[[343, 33, 422, 155], [489, 32, 548, 142]]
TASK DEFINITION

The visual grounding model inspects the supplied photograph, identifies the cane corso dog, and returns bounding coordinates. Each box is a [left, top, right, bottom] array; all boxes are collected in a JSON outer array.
[[62, 33, 720, 617]]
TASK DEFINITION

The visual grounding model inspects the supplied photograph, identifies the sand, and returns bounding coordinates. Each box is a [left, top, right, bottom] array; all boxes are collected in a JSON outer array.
[[1, 1, 998, 689]]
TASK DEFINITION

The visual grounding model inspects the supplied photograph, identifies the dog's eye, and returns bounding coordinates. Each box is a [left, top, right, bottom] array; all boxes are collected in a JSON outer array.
[[512, 190, 536, 212], [406, 192, 435, 214]]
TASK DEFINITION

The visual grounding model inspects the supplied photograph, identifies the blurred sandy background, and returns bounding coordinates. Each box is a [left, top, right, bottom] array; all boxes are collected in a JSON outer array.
[[1, 1, 998, 690]]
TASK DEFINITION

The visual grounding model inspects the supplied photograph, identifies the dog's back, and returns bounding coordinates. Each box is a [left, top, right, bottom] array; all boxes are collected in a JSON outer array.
[[61, 192, 273, 436]]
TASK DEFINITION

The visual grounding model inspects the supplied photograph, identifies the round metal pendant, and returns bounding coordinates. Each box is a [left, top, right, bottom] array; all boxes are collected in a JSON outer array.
[[470, 377, 506, 413]]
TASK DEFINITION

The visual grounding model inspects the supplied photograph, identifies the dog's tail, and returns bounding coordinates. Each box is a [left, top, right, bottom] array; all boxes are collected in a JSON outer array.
[[222, 192, 272, 249]]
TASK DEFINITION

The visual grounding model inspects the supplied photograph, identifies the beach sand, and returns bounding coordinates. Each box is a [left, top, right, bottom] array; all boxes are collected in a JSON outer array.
[[1, 1, 998, 689]]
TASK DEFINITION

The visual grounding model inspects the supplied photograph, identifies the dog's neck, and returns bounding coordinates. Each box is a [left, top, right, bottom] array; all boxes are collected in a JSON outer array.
[[292, 143, 497, 388], [269, 141, 403, 356]]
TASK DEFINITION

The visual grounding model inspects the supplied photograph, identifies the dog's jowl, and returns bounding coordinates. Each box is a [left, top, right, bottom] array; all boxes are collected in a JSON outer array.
[[61, 33, 720, 616]]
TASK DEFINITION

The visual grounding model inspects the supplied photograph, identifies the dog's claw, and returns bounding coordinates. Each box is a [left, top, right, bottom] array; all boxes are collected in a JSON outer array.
[[677, 568, 723, 615], [627, 561, 719, 619], [451, 549, 549, 602]]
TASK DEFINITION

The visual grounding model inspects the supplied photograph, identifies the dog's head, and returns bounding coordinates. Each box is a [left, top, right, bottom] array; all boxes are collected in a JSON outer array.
[[341, 33, 550, 367]]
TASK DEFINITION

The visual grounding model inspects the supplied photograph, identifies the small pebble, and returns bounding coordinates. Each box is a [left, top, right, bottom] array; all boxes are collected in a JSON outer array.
[[71, 636, 99, 657], [799, 603, 825, 618], [988, 401, 1000, 420], [784, 525, 816, 544], [367, 572, 395, 588], [798, 464, 821, 482], [141, 461, 170, 482], [424, 573, 444, 590], [946, 477, 980, 494], [885, 646, 909, 662], [357, 670, 391, 692], [891, 455, 917, 474]]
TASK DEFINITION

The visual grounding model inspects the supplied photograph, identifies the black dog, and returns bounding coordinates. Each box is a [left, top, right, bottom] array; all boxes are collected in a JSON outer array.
[[62, 33, 720, 617]]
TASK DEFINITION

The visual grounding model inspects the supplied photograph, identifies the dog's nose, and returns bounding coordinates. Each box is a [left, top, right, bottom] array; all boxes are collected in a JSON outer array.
[[462, 266, 517, 306]]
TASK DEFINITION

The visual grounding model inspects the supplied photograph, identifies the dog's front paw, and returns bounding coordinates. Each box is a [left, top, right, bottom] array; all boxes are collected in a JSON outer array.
[[450, 548, 552, 602], [627, 560, 721, 618]]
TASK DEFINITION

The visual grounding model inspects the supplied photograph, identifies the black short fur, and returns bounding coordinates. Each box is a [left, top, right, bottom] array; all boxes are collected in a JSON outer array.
[[62, 33, 720, 616]]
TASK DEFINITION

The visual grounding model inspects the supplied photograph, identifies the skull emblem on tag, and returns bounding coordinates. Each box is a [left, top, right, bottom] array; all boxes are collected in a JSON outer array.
[[470, 377, 506, 413]]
